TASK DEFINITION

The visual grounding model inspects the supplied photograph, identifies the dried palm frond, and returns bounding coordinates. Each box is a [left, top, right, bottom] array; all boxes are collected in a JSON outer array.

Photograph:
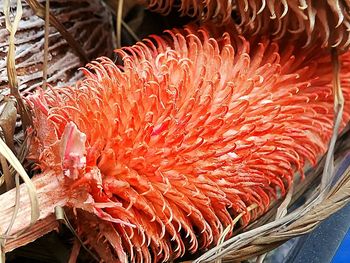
[[137, 0, 233, 21], [235, 0, 350, 50], [0, 1, 115, 260], [137, 0, 350, 50], [0, 0, 115, 95]]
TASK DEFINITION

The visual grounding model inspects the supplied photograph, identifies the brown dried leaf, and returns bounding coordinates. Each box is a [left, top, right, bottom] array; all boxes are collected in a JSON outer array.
[[0, 98, 18, 191], [0, 99, 17, 153]]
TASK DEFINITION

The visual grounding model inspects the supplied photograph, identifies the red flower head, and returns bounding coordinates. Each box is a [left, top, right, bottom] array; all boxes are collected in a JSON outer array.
[[29, 25, 350, 262]]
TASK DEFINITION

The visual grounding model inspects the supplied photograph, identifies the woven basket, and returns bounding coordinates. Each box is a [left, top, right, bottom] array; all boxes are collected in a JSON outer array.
[[196, 126, 350, 262], [0, 1, 349, 263]]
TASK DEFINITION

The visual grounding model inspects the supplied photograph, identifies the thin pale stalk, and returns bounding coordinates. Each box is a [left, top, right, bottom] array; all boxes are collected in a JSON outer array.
[[215, 204, 258, 263], [116, 0, 124, 48], [42, 0, 50, 90], [4, 174, 20, 237], [1, 155, 14, 191], [255, 185, 294, 263], [0, 137, 39, 231], [320, 48, 344, 194], [4, 0, 32, 130]]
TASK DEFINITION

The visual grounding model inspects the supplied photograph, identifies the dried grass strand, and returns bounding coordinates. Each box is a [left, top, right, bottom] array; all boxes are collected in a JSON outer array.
[[116, 0, 124, 48], [320, 48, 344, 194], [1, 0, 39, 246], [4, 0, 32, 130], [0, 137, 39, 233], [216, 203, 258, 263], [4, 174, 20, 238], [42, 0, 50, 90], [255, 184, 294, 263], [1, 155, 13, 191]]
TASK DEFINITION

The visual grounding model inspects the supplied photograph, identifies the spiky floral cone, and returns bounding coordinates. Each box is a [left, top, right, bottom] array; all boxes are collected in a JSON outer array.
[[138, 0, 350, 50], [2, 25, 350, 262]]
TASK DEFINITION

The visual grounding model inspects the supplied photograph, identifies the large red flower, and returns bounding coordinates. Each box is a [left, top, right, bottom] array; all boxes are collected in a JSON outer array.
[[29, 25, 350, 262]]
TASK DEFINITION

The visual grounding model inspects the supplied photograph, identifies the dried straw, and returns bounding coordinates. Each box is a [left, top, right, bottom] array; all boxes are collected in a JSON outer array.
[[116, 0, 124, 48], [0, 0, 102, 261], [0, 1, 39, 256], [42, 0, 50, 90]]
